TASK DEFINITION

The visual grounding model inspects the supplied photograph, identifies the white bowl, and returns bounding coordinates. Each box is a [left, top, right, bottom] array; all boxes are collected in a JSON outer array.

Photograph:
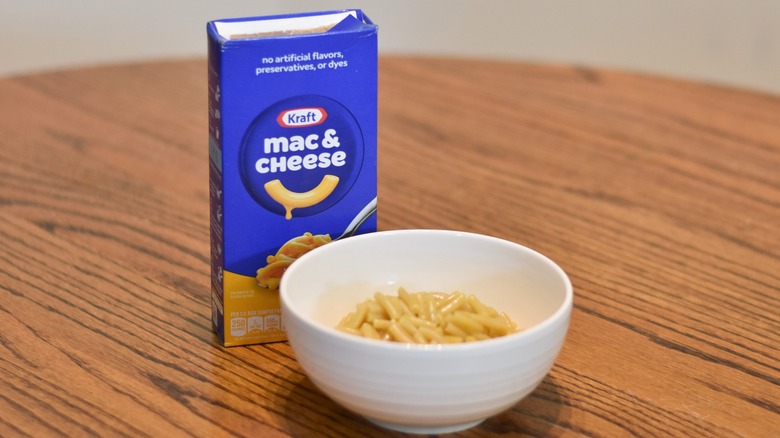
[[280, 229, 573, 434]]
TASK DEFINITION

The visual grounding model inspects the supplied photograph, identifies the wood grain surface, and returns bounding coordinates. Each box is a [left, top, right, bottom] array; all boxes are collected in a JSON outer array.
[[0, 57, 778, 437]]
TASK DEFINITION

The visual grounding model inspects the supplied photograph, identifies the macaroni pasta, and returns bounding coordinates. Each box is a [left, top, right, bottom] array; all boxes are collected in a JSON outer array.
[[336, 288, 518, 344], [256, 232, 331, 290]]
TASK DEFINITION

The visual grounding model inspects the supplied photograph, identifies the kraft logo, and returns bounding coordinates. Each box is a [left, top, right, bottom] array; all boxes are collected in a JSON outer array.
[[277, 107, 328, 128]]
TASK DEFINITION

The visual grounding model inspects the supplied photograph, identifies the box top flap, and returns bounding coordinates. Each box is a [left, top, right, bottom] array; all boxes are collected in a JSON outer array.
[[209, 10, 374, 42]]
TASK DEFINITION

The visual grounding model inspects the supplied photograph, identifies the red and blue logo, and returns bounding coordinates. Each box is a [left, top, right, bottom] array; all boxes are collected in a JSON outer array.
[[239, 95, 364, 218]]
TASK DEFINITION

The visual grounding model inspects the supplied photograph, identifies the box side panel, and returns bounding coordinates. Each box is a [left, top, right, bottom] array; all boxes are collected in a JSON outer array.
[[208, 32, 226, 344]]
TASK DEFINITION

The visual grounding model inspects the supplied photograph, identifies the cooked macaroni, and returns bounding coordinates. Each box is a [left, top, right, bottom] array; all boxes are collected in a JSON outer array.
[[256, 232, 331, 290], [336, 288, 518, 343]]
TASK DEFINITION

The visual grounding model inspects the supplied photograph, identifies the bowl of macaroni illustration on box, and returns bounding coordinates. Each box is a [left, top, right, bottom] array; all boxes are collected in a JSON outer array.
[[280, 230, 573, 434]]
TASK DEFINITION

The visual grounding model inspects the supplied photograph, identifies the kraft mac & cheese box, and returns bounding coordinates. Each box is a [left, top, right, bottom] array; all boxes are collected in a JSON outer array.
[[207, 10, 378, 346]]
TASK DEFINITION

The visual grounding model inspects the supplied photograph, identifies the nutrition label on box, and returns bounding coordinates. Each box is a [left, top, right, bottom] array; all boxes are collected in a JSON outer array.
[[229, 311, 283, 337]]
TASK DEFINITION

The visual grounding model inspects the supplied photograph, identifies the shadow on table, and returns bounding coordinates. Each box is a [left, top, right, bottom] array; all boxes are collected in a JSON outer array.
[[274, 366, 566, 437]]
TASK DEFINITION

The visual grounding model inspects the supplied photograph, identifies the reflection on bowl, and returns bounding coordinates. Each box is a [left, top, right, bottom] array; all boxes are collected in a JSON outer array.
[[280, 229, 573, 434]]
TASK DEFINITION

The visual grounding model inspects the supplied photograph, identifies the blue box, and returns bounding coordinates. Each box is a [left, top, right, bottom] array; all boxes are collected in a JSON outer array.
[[207, 10, 378, 346]]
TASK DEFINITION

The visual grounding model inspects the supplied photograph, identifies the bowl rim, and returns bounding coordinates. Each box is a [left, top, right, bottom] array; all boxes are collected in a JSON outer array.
[[280, 229, 574, 352]]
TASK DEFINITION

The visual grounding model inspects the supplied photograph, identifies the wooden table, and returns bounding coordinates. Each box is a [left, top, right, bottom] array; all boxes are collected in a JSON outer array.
[[1, 57, 778, 437]]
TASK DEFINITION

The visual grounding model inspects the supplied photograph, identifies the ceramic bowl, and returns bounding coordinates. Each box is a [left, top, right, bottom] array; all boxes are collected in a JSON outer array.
[[280, 229, 573, 434]]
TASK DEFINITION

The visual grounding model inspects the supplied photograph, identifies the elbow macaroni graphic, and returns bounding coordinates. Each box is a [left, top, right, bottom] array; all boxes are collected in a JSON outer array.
[[264, 174, 340, 219]]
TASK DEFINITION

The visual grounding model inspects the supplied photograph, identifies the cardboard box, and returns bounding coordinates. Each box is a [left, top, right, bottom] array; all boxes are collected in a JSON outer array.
[[207, 10, 378, 346]]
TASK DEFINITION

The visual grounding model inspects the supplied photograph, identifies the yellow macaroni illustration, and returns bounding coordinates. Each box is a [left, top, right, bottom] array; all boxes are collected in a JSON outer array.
[[264, 174, 339, 219], [256, 232, 332, 290]]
